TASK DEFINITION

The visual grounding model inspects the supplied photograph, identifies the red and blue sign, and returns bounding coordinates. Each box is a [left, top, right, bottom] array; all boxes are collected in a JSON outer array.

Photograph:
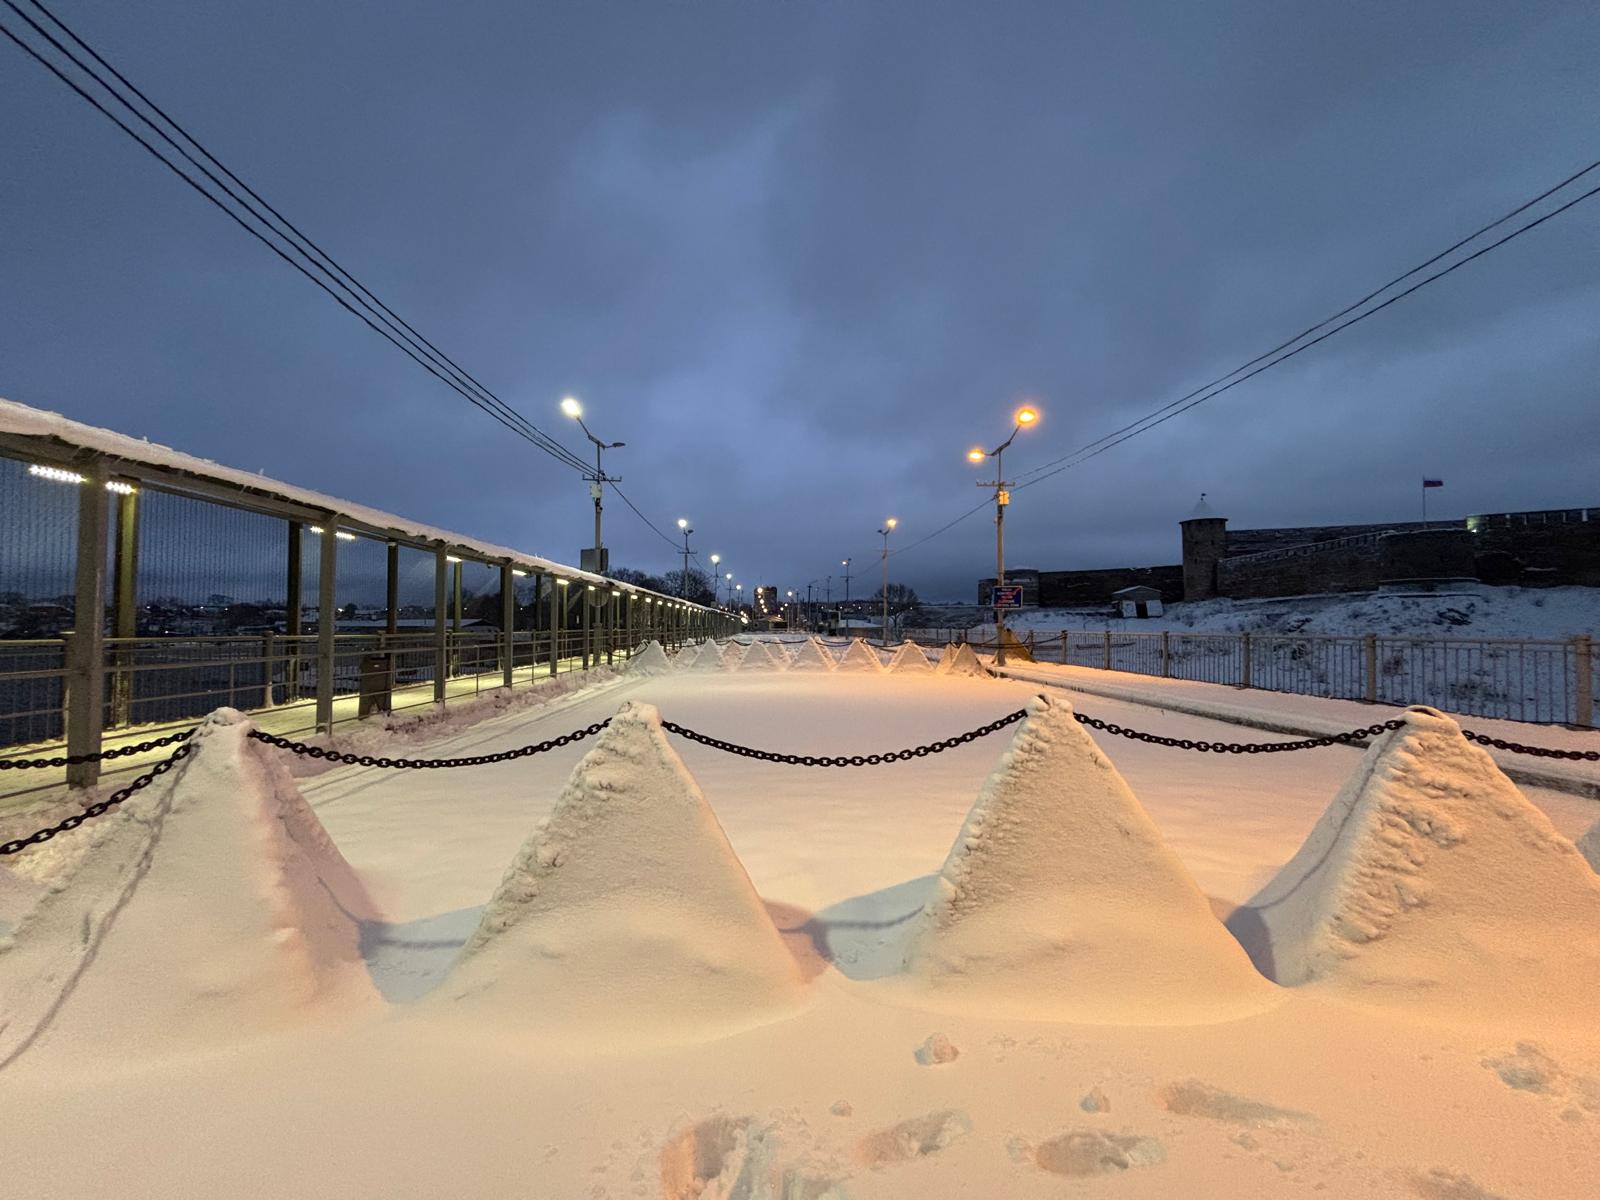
[[992, 585, 1024, 609]]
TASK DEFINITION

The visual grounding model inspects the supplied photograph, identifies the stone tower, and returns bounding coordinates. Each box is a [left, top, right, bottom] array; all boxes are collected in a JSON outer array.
[[1180, 494, 1228, 602]]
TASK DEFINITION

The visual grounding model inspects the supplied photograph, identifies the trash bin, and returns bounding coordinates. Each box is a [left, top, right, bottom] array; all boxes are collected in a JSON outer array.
[[358, 653, 391, 717]]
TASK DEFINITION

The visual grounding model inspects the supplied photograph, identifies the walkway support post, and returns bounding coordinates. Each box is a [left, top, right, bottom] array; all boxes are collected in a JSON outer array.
[[315, 516, 338, 733], [285, 522, 303, 703], [109, 482, 139, 728], [1573, 635, 1593, 728], [501, 562, 515, 689], [65, 458, 109, 788], [1240, 632, 1253, 690], [1363, 633, 1379, 703], [433, 545, 448, 702]]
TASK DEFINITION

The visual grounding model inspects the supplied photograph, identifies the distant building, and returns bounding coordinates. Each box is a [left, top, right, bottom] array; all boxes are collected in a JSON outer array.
[[981, 497, 1600, 606]]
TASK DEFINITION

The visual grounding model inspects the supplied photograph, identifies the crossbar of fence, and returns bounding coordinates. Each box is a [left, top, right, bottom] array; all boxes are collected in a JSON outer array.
[[901, 627, 1596, 728]]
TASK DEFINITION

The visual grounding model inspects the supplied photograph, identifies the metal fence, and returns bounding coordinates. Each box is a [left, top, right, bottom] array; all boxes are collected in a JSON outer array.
[[903, 627, 1598, 728], [0, 401, 734, 788]]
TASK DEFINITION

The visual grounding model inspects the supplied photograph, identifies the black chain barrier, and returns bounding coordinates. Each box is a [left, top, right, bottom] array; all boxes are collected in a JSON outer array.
[[0, 740, 193, 856], [1, 707, 1593, 856], [0, 727, 193, 771], [659, 709, 1029, 766], [244, 722, 612, 768]]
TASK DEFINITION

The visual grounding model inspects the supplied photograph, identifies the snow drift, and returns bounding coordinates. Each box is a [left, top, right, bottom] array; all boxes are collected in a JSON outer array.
[[886, 642, 933, 674], [717, 640, 747, 670], [435, 701, 806, 1041], [1577, 821, 1600, 874], [933, 644, 957, 675], [787, 637, 837, 673], [683, 640, 727, 672], [735, 641, 788, 672], [0, 710, 379, 1065], [1236, 706, 1600, 1019], [902, 692, 1273, 1023], [834, 638, 885, 673], [672, 641, 704, 670], [625, 639, 671, 675]]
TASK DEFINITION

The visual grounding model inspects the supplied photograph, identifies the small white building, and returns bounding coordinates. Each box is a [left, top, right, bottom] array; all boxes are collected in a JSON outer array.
[[1112, 585, 1164, 619]]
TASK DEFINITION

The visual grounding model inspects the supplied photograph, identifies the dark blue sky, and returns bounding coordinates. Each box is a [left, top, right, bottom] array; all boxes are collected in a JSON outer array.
[[3, 0, 1597, 601]]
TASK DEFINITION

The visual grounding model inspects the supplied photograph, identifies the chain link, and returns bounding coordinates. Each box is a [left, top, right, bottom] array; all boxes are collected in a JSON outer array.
[[1071, 714, 1407, 754], [0, 727, 194, 771], [243, 722, 612, 768], [659, 709, 1029, 765], [1, 741, 194, 856], [1461, 729, 1600, 762]]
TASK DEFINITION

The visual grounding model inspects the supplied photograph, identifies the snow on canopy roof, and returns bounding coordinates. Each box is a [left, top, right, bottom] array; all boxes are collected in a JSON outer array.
[[0, 396, 712, 606]]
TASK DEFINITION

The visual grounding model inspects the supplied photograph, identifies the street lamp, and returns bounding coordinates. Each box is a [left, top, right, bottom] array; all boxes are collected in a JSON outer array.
[[676, 518, 694, 598], [560, 396, 625, 573], [878, 518, 897, 647], [709, 553, 721, 602], [968, 403, 1039, 667]]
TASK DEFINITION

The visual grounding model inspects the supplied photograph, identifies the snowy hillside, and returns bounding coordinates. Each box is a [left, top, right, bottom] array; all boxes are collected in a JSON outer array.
[[967, 585, 1598, 640]]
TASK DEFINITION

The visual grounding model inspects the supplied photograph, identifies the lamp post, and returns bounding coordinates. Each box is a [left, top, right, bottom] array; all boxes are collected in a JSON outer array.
[[724, 571, 734, 609], [878, 518, 897, 647], [676, 518, 693, 598], [560, 397, 624, 572], [709, 553, 721, 603], [968, 404, 1039, 668], [841, 558, 851, 613]]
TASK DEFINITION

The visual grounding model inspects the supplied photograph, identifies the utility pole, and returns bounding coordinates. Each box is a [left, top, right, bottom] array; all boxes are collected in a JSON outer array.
[[969, 405, 1039, 668], [561, 397, 623, 573], [677, 519, 694, 598], [877, 520, 897, 647]]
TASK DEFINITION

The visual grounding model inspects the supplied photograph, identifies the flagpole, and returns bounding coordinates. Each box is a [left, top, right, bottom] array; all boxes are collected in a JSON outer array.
[[1422, 478, 1427, 526]]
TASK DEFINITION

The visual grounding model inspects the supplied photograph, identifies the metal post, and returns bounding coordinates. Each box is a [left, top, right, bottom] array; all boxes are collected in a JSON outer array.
[[501, 563, 515, 688], [64, 460, 109, 788], [1573, 635, 1593, 728], [452, 558, 463, 676], [285, 521, 303, 703], [385, 541, 399, 636], [580, 588, 592, 669], [1102, 629, 1112, 671], [1160, 630, 1171, 678], [1240, 631, 1252, 689], [1363, 633, 1379, 703], [994, 445, 1007, 668], [315, 516, 338, 733], [262, 630, 275, 708], [605, 593, 615, 666], [433, 546, 448, 701], [548, 578, 561, 677], [109, 484, 139, 727]]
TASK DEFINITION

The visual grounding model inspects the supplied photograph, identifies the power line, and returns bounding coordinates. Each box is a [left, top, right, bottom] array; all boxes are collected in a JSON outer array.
[[1, 1, 589, 474], [1015, 175, 1600, 494], [1015, 156, 1600, 487], [607, 481, 685, 551]]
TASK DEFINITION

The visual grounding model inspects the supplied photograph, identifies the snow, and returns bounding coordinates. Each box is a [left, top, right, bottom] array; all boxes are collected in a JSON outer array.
[[1, 670, 1597, 1197], [945, 643, 987, 678], [835, 637, 886, 673], [672, 641, 704, 669], [0, 709, 378, 1066], [734, 640, 789, 672], [625, 639, 672, 675], [682, 640, 728, 672], [434, 701, 806, 1043], [787, 637, 838, 673], [903, 693, 1275, 1023], [1233, 705, 1600, 1022], [975, 586, 1600, 640], [886, 641, 934, 674], [1580, 820, 1600, 872], [718, 639, 748, 670]]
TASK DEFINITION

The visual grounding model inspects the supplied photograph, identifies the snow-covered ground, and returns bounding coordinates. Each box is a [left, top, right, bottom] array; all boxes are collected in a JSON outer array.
[[966, 585, 1599, 640], [1, 638, 1597, 1198]]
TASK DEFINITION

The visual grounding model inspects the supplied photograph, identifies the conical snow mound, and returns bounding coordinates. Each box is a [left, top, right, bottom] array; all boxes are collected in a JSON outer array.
[[626, 639, 671, 675], [672, 641, 704, 670], [735, 641, 788, 672], [437, 701, 806, 1041], [1579, 821, 1600, 874], [0, 711, 379, 1065], [684, 641, 727, 672], [835, 638, 885, 673], [933, 644, 957, 675], [719, 640, 748, 670], [944, 643, 987, 677], [786, 638, 836, 672], [903, 693, 1273, 1023], [887, 642, 933, 674], [1236, 706, 1600, 1019]]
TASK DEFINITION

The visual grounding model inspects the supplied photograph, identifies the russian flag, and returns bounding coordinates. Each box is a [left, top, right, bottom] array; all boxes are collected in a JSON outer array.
[[1423, 479, 1444, 488]]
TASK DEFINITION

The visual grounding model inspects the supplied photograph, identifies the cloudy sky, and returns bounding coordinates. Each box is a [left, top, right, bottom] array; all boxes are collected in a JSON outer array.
[[3, 0, 1597, 601]]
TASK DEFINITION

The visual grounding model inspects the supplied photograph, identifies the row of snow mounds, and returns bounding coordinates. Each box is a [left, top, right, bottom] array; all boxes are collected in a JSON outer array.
[[834, 637, 884, 673], [435, 701, 807, 1043], [903, 692, 1276, 1024], [1236, 705, 1600, 1022], [625, 639, 672, 676], [0, 710, 379, 1066], [736, 640, 790, 672], [786, 636, 837, 672]]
